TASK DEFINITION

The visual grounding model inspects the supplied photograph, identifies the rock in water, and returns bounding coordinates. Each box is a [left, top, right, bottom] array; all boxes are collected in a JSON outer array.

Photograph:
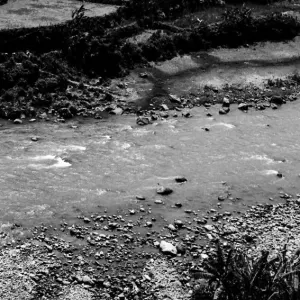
[[159, 241, 177, 255], [13, 119, 22, 124], [156, 186, 173, 195], [175, 176, 187, 183], [110, 107, 123, 115], [222, 97, 230, 107], [219, 107, 230, 115], [139, 72, 148, 78], [160, 104, 169, 111], [58, 108, 73, 119], [136, 116, 151, 126], [238, 103, 249, 111], [271, 95, 283, 105], [169, 94, 181, 104]]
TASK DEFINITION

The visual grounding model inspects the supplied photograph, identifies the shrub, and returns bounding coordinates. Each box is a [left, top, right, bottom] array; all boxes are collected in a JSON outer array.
[[193, 241, 300, 300]]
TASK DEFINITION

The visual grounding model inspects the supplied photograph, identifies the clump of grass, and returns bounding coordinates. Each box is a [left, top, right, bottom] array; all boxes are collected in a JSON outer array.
[[193, 241, 300, 300]]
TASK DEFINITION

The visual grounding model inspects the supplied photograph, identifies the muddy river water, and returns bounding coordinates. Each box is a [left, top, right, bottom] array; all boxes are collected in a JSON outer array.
[[1, 102, 300, 229]]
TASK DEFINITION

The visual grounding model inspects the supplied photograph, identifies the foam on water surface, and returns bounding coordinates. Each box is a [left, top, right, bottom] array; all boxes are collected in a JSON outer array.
[[28, 157, 71, 169], [212, 122, 236, 129], [244, 154, 276, 164], [262, 170, 279, 175], [60, 145, 86, 151]]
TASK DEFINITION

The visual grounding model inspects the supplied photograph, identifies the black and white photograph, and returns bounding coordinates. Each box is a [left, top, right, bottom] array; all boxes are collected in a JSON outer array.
[[1, 0, 300, 299]]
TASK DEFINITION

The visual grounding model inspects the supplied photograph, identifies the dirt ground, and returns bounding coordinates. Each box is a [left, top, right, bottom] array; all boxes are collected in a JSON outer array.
[[0, 0, 117, 29]]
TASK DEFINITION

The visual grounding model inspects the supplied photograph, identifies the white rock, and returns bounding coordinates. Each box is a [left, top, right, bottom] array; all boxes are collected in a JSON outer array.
[[159, 241, 177, 255], [203, 225, 214, 231]]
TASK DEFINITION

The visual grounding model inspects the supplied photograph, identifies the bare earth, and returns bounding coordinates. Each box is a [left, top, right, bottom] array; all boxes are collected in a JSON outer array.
[[0, 0, 117, 29]]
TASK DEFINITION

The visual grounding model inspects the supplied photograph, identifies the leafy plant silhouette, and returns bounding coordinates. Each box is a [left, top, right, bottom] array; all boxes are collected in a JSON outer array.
[[193, 241, 300, 300]]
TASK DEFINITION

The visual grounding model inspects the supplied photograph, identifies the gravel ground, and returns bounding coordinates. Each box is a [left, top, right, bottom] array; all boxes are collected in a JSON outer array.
[[0, 245, 37, 300], [212, 197, 300, 259], [1, 196, 300, 299], [58, 286, 93, 300], [143, 258, 188, 300]]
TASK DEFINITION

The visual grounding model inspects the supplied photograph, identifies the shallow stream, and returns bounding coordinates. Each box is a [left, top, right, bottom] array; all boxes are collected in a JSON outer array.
[[1, 102, 300, 228]]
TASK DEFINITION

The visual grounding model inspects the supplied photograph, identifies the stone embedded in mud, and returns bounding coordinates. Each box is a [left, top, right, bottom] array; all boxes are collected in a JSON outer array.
[[219, 107, 230, 115], [175, 202, 182, 208], [156, 186, 173, 195], [238, 103, 249, 111], [159, 241, 177, 255], [136, 195, 145, 200], [31, 136, 39, 142], [136, 116, 151, 126], [13, 118, 23, 124]]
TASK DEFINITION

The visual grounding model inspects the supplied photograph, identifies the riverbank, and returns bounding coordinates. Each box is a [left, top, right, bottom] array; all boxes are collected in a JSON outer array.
[[0, 2, 300, 124], [1, 188, 300, 300], [0, 72, 299, 126]]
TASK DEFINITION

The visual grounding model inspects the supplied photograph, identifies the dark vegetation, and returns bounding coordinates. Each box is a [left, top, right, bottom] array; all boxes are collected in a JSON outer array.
[[0, 0, 299, 119], [193, 241, 300, 300]]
